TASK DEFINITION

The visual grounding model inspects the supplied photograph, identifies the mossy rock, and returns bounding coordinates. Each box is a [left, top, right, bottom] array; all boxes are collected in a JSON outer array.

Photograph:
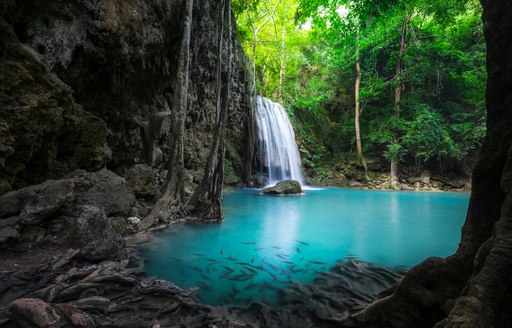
[[259, 180, 303, 195]]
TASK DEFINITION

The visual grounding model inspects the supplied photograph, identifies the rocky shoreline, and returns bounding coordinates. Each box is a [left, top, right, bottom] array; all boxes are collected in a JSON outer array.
[[305, 170, 471, 193], [0, 170, 406, 328]]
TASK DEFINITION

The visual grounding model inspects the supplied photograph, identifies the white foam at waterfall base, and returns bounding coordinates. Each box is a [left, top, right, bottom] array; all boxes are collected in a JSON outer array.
[[256, 96, 305, 186]]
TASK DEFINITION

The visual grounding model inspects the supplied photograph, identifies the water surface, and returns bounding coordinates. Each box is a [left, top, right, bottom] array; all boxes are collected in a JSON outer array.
[[143, 188, 469, 306]]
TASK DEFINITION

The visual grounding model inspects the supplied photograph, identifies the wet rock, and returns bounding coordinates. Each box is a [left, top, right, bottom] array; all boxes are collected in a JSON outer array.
[[125, 164, 158, 199], [259, 180, 303, 195], [8, 298, 62, 327]]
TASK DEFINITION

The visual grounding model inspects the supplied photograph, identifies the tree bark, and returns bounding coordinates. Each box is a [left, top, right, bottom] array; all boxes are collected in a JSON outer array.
[[244, 0, 281, 94], [188, 0, 232, 219], [390, 12, 412, 189], [344, 1, 512, 327], [139, 0, 193, 229], [277, 24, 286, 100], [354, 40, 367, 174]]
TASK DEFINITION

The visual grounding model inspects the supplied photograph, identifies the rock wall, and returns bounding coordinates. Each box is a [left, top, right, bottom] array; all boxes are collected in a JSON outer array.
[[0, 0, 254, 195]]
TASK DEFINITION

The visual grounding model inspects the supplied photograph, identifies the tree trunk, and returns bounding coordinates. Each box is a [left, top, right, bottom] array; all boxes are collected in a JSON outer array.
[[187, 0, 232, 219], [354, 41, 367, 174], [389, 12, 411, 189], [244, 0, 281, 94], [390, 153, 398, 188], [343, 1, 512, 326], [209, 0, 233, 219], [139, 0, 193, 230], [277, 24, 286, 100]]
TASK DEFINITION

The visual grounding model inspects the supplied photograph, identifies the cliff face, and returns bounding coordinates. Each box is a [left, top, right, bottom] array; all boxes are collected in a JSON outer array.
[[0, 0, 253, 195]]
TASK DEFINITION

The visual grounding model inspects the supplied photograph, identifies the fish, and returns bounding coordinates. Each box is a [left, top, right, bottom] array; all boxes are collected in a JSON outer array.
[[244, 282, 259, 290], [236, 262, 257, 272], [197, 281, 212, 291], [229, 274, 253, 282], [191, 265, 203, 272], [170, 257, 183, 262], [263, 269, 277, 281], [254, 247, 265, 251], [308, 260, 325, 265], [299, 256, 305, 261], [193, 253, 205, 257], [240, 241, 257, 245], [244, 267, 258, 274], [251, 256, 255, 263], [276, 254, 289, 260], [289, 267, 301, 273], [258, 281, 278, 291], [205, 258, 218, 263], [220, 270, 234, 279], [220, 249, 224, 255], [264, 261, 281, 272], [231, 285, 241, 295], [283, 260, 294, 265], [271, 246, 282, 249], [227, 255, 239, 261], [296, 248, 302, 253], [256, 264, 266, 271], [297, 240, 309, 246], [200, 274, 213, 282]]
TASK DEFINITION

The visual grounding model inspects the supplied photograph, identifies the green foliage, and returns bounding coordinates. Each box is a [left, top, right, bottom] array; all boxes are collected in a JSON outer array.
[[234, 0, 486, 174], [403, 104, 457, 162]]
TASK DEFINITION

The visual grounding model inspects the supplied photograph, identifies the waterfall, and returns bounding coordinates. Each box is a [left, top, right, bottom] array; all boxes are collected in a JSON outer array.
[[255, 96, 305, 186]]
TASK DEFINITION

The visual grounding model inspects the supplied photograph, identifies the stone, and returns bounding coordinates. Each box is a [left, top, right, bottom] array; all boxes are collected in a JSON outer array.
[[125, 164, 158, 199], [0, 169, 135, 247], [0, 227, 19, 243], [9, 298, 62, 327], [349, 180, 363, 188], [79, 170, 135, 216], [58, 305, 96, 328], [69, 205, 123, 261], [127, 217, 141, 225], [420, 170, 431, 184], [259, 180, 303, 195]]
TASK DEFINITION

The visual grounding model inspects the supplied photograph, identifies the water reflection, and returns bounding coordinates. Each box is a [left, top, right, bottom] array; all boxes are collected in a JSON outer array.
[[259, 198, 300, 255], [143, 189, 469, 306]]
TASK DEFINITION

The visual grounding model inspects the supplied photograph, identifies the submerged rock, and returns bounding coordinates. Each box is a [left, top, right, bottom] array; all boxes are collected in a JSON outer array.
[[259, 180, 303, 195]]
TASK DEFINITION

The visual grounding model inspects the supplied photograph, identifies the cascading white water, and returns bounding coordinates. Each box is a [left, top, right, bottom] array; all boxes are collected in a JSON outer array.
[[255, 96, 305, 186]]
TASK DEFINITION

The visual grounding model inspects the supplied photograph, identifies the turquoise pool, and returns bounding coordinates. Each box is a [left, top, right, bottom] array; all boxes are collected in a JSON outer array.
[[142, 188, 469, 306]]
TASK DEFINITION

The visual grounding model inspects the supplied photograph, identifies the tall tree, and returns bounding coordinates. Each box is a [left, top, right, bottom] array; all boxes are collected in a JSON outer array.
[[140, 0, 194, 229], [354, 36, 367, 172], [241, 0, 281, 93], [188, 0, 233, 219], [389, 11, 412, 188]]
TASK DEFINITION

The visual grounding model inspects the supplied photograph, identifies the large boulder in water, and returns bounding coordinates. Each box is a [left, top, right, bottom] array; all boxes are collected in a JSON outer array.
[[259, 180, 303, 195]]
